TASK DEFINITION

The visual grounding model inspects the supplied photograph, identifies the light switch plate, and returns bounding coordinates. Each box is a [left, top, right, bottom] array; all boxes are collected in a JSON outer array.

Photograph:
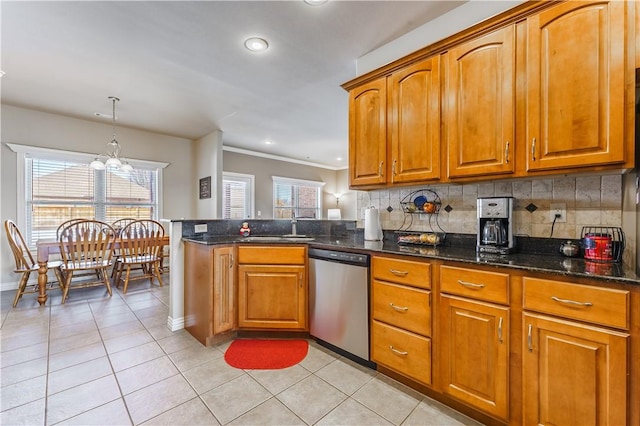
[[194, 224, 207, 233]]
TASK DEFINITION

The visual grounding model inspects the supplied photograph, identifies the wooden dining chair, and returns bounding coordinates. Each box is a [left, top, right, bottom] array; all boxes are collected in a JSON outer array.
[[113, 219, 165, 294], [110, 218, 139, 278], [58, 220, 116, 304], [4, 220, 65, 307], [55, 218, 91, 239]]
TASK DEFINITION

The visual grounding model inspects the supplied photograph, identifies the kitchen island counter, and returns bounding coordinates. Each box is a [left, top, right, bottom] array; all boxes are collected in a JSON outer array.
[[182, 234, 640, 286]]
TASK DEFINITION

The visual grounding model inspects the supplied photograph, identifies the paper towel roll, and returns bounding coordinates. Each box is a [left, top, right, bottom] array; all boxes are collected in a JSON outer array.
[[364, 207, 382, 241]]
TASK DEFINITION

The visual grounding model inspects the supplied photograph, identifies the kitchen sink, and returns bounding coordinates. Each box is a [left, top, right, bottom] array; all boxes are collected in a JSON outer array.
[[241, 235, 315, 242]]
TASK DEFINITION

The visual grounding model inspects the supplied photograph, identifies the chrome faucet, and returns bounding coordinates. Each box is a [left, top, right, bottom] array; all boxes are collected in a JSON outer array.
[[291, 211, 297, 236]]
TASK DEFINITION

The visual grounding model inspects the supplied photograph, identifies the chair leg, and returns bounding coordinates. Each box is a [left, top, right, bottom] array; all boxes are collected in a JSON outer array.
[[114, 262, 123, 289], [13, 272, 30, 308], [61, 271, 74, 304], [101, 268, 112, 297], [123, 266, 132, 294], [53, 268, 65, 292], [154, 262, 164, 287]]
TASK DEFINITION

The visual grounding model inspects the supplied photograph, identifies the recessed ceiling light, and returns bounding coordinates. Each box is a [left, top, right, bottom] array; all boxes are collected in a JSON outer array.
[[336, 157, 342, 161], [244, 37, 269, 52], [265, 140, 274, 145], [304, 0, 328, 5], [0, 70, 5, 77]]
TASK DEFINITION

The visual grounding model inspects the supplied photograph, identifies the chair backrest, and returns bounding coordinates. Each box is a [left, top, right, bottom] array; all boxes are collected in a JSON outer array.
[[111, 218, 139, 236], [56, 218, 91, 239], [58, 220, 116, 266], [120, 220, 165, 258], [4, 220, 35, 271]]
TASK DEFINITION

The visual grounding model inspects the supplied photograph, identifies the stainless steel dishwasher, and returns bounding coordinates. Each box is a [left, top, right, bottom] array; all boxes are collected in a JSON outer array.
[[309, 248, 374, 368]]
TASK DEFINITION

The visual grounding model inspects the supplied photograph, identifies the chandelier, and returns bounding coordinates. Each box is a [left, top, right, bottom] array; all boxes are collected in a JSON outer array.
[[90, 96, 133, 172]]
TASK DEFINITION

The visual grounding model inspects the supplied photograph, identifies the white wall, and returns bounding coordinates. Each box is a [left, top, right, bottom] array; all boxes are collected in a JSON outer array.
[[222, 150, 351, 220], [1, 104, 194, 289], [193, 130, 223, 219], [356, 1, 527, 75]]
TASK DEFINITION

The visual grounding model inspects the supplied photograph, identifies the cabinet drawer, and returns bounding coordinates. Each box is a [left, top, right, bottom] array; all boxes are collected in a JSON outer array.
[[440, 265, 509, 304], [372, 320, 431, 385], [523, 278, 629, 330], [372, 257, 431, 289], [237, 246, 306, 265], [373, 280, 430, 336]]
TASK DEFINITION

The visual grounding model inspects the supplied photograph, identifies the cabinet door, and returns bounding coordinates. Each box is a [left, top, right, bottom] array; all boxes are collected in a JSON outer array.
[[184, 242, 214, 345], [348, 78, 387, 187], [526, 1, 626, 171], [213, 246, 235, 334], [523, 313, 628, 426], [389, 56, 441, 183], [238, 264, 307, 330], [439, 294, 510, 420], [446, 25, 515, 178]]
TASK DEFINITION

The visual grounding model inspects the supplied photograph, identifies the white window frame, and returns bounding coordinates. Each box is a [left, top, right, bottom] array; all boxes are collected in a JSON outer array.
[[7, 143, 169, 246], [222, 171, 255, 219], [272, 175, 325, 219]]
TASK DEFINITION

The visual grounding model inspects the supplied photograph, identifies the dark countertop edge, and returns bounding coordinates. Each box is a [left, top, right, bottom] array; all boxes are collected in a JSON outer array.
[[182, 236, 640, 286]]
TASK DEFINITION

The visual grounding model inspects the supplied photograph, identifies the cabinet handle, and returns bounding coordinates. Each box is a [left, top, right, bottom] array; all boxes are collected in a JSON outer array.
[[531, 138, 536, 161], [505, 141, 510, 164], [457, 279, 485, 289], [230, 254, 233, 268], [389, 345, 408, 356], [498, 317, 504, 343], [527, 324, 533, 352], [389, 302, 409, 312], [390, 269, 409, 277], [392, 159, 397, 176], [551, 296, 593, 307], [379, 161, 384, 177]]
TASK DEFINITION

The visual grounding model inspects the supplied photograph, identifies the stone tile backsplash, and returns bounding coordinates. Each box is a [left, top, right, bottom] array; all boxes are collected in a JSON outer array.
[[356, 175, 623, 240]]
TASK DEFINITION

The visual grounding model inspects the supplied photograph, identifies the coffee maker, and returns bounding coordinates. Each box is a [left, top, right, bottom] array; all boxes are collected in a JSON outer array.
[[477, 197, 515, 254]]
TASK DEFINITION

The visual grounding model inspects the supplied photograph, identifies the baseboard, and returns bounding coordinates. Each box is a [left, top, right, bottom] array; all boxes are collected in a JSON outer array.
[[1, 280, 21, 292], [167, 315, 185, 331]]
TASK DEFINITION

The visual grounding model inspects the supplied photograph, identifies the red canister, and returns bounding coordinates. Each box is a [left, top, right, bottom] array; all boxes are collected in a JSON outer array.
[[583, 233, 613, 261]]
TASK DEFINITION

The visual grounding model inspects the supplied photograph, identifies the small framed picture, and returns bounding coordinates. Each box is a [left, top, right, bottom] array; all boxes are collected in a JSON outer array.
[[199, 176, 211, 199]]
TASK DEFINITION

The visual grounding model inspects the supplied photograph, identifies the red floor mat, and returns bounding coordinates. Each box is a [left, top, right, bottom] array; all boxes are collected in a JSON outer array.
[[224, 339, 309, 369]]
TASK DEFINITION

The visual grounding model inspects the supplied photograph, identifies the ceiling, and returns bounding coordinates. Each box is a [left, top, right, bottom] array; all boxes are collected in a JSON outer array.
[[1, 0, 468, 169]]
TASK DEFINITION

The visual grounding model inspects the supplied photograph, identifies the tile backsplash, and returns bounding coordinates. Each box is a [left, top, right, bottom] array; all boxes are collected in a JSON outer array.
[[356, 175, 623, 240]]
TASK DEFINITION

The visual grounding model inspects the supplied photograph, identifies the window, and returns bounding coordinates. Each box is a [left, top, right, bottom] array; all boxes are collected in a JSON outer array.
[[222, 172, 254, 219], [273, 176, 325, 219], [9, 144, 167, 246]]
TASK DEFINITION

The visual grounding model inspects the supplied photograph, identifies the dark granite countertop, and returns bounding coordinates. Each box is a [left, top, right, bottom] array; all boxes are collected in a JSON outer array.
[[182, 232, 640, 286]]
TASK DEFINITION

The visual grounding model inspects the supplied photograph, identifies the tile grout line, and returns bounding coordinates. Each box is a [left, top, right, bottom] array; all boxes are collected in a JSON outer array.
[[89, 296, 136, 426]]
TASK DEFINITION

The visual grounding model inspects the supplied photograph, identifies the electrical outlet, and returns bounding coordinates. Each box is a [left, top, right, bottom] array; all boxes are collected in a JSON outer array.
[[550, 203, 566, 223], [194, 224, 207, 233]]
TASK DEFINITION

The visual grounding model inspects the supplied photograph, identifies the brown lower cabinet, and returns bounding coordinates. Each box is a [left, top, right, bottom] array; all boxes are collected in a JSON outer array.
[[183, 242, 235, 345], [372, 258, 637, 426], [523, 313, 628, 426], [439, 294, 510, 421], [237, 245, 307, 330], [522, 277, 630, 426]]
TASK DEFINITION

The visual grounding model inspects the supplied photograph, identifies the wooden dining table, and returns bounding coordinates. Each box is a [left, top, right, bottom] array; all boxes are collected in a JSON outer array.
[[35, 236, 169, 305]]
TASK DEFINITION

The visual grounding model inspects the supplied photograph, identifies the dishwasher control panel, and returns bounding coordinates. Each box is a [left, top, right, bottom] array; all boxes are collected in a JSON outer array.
[[308, 248, 369, 266]]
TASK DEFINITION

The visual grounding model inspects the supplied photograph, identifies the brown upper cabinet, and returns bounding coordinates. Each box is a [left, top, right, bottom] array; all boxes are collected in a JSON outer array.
[[349, 78, 387, 187], [445, 25, 516, 179], [525, 1, 628, 172], [389, 56, 441, 184], [348, 55, 441, 188], [343, 0, 635, 188]]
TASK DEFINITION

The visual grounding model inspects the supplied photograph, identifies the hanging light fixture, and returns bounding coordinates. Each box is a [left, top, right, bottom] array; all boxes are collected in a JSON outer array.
[[90, 96, 133, 172]]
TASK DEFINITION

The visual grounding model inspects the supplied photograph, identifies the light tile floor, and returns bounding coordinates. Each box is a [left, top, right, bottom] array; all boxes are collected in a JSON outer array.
[[0, 277, 483, 425]]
